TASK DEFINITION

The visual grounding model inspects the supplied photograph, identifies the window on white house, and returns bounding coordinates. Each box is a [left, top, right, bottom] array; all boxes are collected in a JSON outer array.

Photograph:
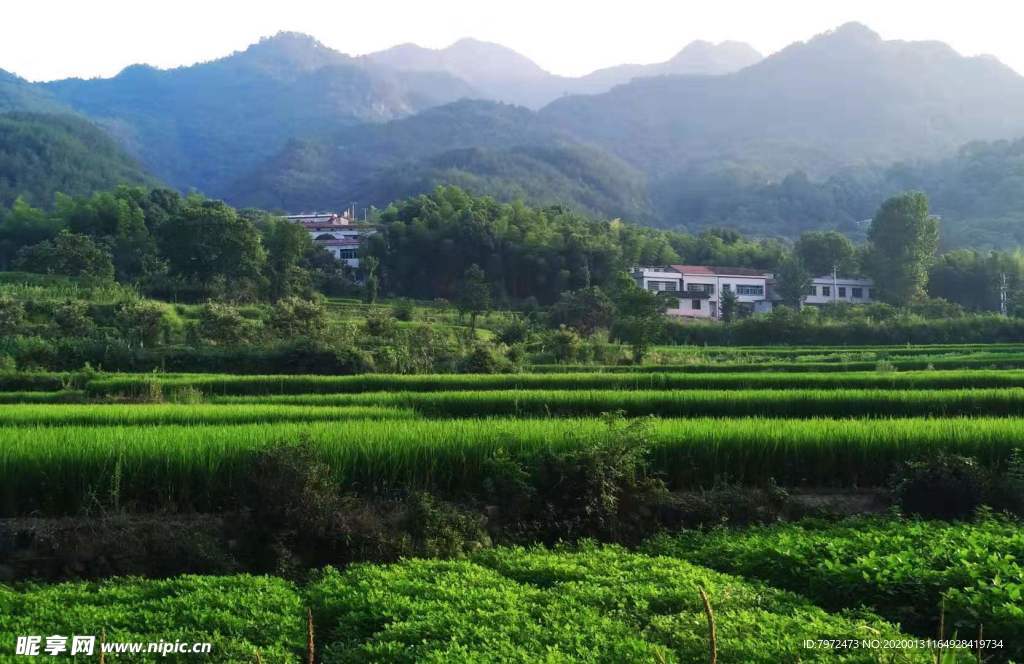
[[822, 286, 831, 297], [852, 287, 863, 298], [736, 285, 764, 296], [338, 249, 357, 259], [839, 287, 847, 297], [809, 285, 817, 296], [691, 299, 701, 310]]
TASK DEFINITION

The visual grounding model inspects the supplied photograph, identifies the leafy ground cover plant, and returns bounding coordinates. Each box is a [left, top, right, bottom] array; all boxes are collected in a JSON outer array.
[[644, 516, 1024, 661]]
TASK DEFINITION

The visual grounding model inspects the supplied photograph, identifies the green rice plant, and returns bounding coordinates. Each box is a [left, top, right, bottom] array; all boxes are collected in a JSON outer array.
[[212, 387, 1024, 419], [644, 516, 1024, 661], [0, 404, 415, 427], [80, 368, 1024, 396], [2, 417, 1023, 515]]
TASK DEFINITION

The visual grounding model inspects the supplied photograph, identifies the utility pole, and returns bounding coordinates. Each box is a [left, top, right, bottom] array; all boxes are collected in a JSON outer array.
[[1000, 272, 1008, 316]]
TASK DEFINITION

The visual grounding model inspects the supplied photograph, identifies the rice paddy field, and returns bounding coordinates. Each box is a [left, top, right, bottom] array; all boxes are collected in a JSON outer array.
[[2, 342, 1022, 661]]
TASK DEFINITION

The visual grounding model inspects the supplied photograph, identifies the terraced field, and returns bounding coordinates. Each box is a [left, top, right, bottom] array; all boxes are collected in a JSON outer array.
[[1, 343, 1020, 661]]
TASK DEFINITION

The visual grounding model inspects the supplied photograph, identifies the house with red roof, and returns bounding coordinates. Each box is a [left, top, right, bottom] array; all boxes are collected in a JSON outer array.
[[630, 265, 776, 320]]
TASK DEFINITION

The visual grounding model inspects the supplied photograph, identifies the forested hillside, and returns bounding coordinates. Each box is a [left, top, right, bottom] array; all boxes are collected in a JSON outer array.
[[0, 112, 152, 208], [541, 23, 1024, 178], [39, 32, 477, 196]]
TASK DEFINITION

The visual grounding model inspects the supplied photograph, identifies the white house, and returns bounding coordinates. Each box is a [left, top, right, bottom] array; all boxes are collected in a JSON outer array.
[[284, 210, 376, 269], [631, 265, 775, 320], [805, 275, 874, 306]]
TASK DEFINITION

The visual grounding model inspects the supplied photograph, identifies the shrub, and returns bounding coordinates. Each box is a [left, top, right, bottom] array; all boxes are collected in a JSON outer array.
[[392, 298, 415, 321], [458, 343, 511, 374], [892, 454, 989, 519], [197, 301, 260, 346], [269, 297, 328, 341], [0, 296, 27, 336], [52, 300, 95, 337], [115, 300, 172, 347]]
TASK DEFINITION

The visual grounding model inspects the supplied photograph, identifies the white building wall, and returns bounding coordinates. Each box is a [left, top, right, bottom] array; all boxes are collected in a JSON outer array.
[[805, 276, 873, 305]]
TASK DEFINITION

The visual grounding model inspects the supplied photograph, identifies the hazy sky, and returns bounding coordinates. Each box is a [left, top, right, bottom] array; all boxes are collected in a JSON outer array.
[[4, 0, 1024, 81]]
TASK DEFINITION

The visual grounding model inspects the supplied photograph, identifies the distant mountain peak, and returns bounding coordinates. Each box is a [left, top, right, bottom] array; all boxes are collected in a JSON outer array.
[[234, 31, 349, 75], [815, 22, 883, 45]]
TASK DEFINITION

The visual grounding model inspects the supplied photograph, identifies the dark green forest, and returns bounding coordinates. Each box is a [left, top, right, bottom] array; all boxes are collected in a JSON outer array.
[[0, 112, 152, 208]]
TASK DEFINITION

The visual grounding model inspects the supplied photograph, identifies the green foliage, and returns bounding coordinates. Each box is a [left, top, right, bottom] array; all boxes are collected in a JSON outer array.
[[14, 230, 114, 283], [795, 230, 860, 275], [269, 297, 327, 341], [455, 263, 490, 328], [867, 192, 940, 303], [645, 516, 1024, 660], [0, 112, 150, 210], [774, 258, 811, 308], [0, 574, 305, 662], [196, 301, 261, 346], [115, 299, 173, 347], [892, 454, 990, 519], [548, 286, 615, 335], [157, 197, 266, 296], [308, 544, 931, 662]]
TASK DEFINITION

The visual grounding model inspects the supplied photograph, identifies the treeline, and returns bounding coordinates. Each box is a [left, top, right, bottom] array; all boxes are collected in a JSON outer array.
[[0, 186, 354, 301], [654, 137, 1024, 248], [366, 185, 785, 304]]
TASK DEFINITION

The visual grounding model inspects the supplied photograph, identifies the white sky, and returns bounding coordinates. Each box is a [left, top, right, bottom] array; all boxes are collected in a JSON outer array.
[[3, 0, 1024, 82]]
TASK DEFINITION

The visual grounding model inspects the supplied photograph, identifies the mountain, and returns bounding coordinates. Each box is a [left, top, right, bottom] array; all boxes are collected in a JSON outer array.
[[0, 70, 64, 114], [573, 40, 762, 94], [224, 99, 653, 220], [40, 32, 477, 197], [0, 112, 152, 208], [541, 23, 1024, 179], [364, 38, 761, 108]]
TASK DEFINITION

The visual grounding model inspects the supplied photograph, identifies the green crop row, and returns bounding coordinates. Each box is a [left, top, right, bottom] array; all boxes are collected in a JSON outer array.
[[1, 417, 1021, 516], [644, 517, 1024, 661], [0, 404, 412, 427], [530, 354, 1024, 373], [213, 386, 1024, 418], [68, 369, 1024, 396], [1, 544, 946, 663]]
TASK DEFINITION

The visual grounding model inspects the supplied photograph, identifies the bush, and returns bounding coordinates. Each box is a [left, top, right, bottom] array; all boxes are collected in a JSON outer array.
[[269, 297, 327, 341], [0, 296, 27, 336], [892, 454, 989, 519], [52, 300, 95, 337], [392, 298, 415, 321], [458, 343, 511, 374], [197, 301, 261, 346], [115, 300, 173, 347]]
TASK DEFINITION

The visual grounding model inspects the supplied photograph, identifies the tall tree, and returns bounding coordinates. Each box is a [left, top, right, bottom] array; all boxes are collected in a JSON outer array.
[[457, 263, 491, 330], [866, 192, 939, 304], [774, 258, 812, 309], [794, 230, 858, 276], [157, 196, 266, 296]]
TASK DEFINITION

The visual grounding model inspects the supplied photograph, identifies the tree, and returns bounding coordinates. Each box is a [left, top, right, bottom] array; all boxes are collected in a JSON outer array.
[[609, 274, 666, 363], [719, 287, 739, 322], [457, 263, 491, 330], [361, 255, 380, 305], [0, 197, 64, 269], [14, 231, 115, 283], [866, 192, 939, 304], [157, 196, 266, 295], [261, 217, 314, 300], [548, 286, 615, 336], [794, 230, 858, 276], [115, 300, 172, 348], [774, 258, 812, 309]]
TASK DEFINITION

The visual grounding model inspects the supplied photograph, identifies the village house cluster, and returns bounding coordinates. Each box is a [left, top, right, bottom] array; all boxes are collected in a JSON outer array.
[[631, 264, 873, 320], [284, 209, 376, 268]]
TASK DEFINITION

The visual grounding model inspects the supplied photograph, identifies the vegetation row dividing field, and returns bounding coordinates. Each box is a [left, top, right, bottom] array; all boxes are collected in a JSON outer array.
[[45, 368, 1024, 396], [208, 387, 1024, 418]]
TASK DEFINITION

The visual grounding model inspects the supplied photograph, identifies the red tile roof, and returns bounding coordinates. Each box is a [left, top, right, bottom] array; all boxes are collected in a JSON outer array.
[[670, 265, 772, 278]]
